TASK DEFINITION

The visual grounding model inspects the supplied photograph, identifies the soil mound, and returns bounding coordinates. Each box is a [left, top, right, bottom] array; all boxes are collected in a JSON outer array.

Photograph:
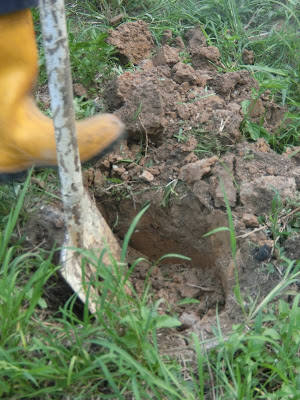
[[98, 21, 300, 340]]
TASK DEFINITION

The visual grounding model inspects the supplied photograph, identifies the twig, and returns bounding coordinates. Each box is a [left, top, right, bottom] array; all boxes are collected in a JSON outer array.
[[244, 8, 263, 30], [236, 224, 268, 239], [186, 283, 215, 292], [248, 32, 270, 41]]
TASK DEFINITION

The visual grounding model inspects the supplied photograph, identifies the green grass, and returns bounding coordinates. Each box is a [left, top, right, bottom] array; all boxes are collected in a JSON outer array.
[[192, 293, 300, 399], [1, 172, 299, 399]]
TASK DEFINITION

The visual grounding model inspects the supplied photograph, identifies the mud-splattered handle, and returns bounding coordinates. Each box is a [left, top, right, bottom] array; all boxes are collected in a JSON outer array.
[[39, 0, 84, 246]]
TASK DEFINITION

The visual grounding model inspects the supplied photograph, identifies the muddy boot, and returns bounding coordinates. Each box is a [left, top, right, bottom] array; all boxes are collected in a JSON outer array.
[[0, 9, 124, 177]]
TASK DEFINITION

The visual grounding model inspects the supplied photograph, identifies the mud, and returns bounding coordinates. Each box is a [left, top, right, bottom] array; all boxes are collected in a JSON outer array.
[[26, 21, 300, 352]]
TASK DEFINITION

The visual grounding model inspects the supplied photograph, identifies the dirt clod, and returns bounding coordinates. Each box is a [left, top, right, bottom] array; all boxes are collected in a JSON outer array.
[[107, 20, 154, 64], [242, 49, 254, 65], [179, 156, 218, 184], [109, 13, 124, 26], [152, 45, 181, 67]]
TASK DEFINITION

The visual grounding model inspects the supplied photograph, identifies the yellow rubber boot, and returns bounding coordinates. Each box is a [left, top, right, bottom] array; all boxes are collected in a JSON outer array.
[[0, 9, 124, 175]]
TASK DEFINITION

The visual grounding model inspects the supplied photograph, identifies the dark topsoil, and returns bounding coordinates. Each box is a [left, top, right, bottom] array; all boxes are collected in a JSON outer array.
[[25, 21, 300, 353]]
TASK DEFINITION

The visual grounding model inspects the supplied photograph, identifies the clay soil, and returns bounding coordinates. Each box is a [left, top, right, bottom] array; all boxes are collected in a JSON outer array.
[[26, 21, 300, 349]]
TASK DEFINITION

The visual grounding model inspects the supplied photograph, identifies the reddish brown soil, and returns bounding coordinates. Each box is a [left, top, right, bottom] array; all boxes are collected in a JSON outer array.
[[26, 21, 300, 351]]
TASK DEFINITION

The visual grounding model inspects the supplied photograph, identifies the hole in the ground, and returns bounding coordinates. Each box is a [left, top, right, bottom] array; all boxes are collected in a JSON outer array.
[[99, 193, 233, 322], [23, 194, 234, 325]]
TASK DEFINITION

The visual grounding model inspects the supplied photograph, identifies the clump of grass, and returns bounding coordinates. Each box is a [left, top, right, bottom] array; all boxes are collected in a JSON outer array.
[[192, 291, 300, 399], [33, 9, 118, 88], [173, 125, 233, 158], [241, 93, 300, 153], [0, 183, 195, 399]]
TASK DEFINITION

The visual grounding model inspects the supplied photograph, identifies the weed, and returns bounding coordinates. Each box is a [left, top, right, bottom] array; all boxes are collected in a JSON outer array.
[[33, 9, 118, 88], [254, 191, 300, 261], [191, 291, 300, 399], [161, 179, 181, 207], [241, 96, 300, 153], [195, 127, 234, 156], [73, 96, 101, 119], [68, 29, 118, 86]]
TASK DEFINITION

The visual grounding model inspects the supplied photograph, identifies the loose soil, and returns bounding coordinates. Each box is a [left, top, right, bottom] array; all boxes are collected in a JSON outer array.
[[26, 21, 300, 352]]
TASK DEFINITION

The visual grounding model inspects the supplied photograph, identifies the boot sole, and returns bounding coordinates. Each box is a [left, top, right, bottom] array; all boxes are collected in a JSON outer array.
[[0, 130, 127, 183]]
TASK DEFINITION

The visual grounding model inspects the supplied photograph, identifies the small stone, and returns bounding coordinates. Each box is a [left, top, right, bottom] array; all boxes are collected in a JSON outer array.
[[242, 49, 254, 65], [266, 166, 276, 175], [127, 162, 138, 170], [204, 325, 213, 334], [242, 213, 259, 228], [109, 13, 124, 26], [179, 312, 198, 328], [73, 83, 88, 98], [174, 36, 185, 49], [129, 165, 142, 178], [139, 170, 154, 182], [256, 138, 270, 153], [152, 45, 180, 67], [179, 156, 218, 184], [187, 92, 196, 100], [138, 59, 154, 71], [121, 172, 130, 181], [181, 81, 190, 91], [112, 165, 126, 175], [145, 167, 161, 176], [161, 29, 172, 45], [108, 153, 118, 163], [177, 105, 190, 120], [254, 244, 272, 261]]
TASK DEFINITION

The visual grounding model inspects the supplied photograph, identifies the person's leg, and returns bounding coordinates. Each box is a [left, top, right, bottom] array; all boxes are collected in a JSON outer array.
[[0, 8, 124, 175]]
